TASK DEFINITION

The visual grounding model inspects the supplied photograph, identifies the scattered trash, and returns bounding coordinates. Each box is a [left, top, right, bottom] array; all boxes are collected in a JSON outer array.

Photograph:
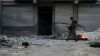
[[0, 35, 14, 48], [22, 42, 29, 48], [90, 42, 100, 47]]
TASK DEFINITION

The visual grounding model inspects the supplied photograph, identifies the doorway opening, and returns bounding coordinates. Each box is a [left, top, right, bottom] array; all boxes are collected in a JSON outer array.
[[38, 6, 52, 35]]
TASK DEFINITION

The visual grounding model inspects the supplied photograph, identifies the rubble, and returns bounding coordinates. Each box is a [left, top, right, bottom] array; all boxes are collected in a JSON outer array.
[[90, 42, 100, 47], [22, 42, 29, 48], [0, 35, 14, 48], [0, 29, 100, 56]]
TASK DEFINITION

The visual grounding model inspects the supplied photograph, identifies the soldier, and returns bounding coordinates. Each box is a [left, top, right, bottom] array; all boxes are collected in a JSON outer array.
[[66, 17, 78, 41]]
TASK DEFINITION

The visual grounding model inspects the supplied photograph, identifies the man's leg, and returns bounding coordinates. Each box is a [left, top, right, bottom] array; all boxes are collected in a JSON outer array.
[[73, 32, 78, 41], [66, 31, 72, 41]]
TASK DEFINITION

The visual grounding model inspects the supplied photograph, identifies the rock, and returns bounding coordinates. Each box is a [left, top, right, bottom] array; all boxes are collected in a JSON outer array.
[[90, 42, 100, 47], [22, 42, 29, 48]]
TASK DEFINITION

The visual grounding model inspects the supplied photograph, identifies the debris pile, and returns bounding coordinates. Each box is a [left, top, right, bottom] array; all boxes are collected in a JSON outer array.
[[0, 35, 14, 48], [90, 41, 100, 47], [89, 36, 100, 47], [0, 35, 35, 48], [22, 42, 29, 48]]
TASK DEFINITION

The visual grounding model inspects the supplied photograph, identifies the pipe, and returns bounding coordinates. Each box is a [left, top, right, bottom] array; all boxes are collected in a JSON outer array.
[[73, 0, 79, 22]]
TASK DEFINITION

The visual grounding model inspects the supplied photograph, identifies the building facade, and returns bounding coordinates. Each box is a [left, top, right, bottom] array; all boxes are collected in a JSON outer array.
[[0, 0, 100, 36]]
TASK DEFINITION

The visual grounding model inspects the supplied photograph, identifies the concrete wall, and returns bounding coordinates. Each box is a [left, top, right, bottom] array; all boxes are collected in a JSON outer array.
[[0, 0, 2, 32], [55, 3, 100, 33], [79, 3, 100, 31], [3, 6, 34, 26], [55, 3, 73, 33], [2, 5, 38, 35], [2, 2, 100, 35]]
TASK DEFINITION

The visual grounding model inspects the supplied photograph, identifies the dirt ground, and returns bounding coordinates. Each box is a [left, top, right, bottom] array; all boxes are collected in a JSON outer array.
[[0, 39, 100, 56], [0, 29, 100, 56]]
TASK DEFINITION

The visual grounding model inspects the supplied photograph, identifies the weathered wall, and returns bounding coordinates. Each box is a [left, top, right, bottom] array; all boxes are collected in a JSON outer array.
[[79, 3, 100, 31], [3, 6, 34, 26], [0, 0, 2, 32], [55, 3, 73, 33], [2, 6, 38, 35], [55, 3, 100, 33], [2, 2, 100, 35]]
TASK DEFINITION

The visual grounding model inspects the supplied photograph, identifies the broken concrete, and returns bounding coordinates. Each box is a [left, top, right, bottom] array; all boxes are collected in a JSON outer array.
[[0, 29, 100, 56]]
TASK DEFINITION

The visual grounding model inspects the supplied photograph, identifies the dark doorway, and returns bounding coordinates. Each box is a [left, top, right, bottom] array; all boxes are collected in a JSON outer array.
[[38, 7, 52, 35], [15, 0, 33, 3]]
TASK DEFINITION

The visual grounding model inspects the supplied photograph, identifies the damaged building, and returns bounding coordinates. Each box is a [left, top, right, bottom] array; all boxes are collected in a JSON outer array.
[[0, 0, 100, 36], [0, 1, 100, 56]]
